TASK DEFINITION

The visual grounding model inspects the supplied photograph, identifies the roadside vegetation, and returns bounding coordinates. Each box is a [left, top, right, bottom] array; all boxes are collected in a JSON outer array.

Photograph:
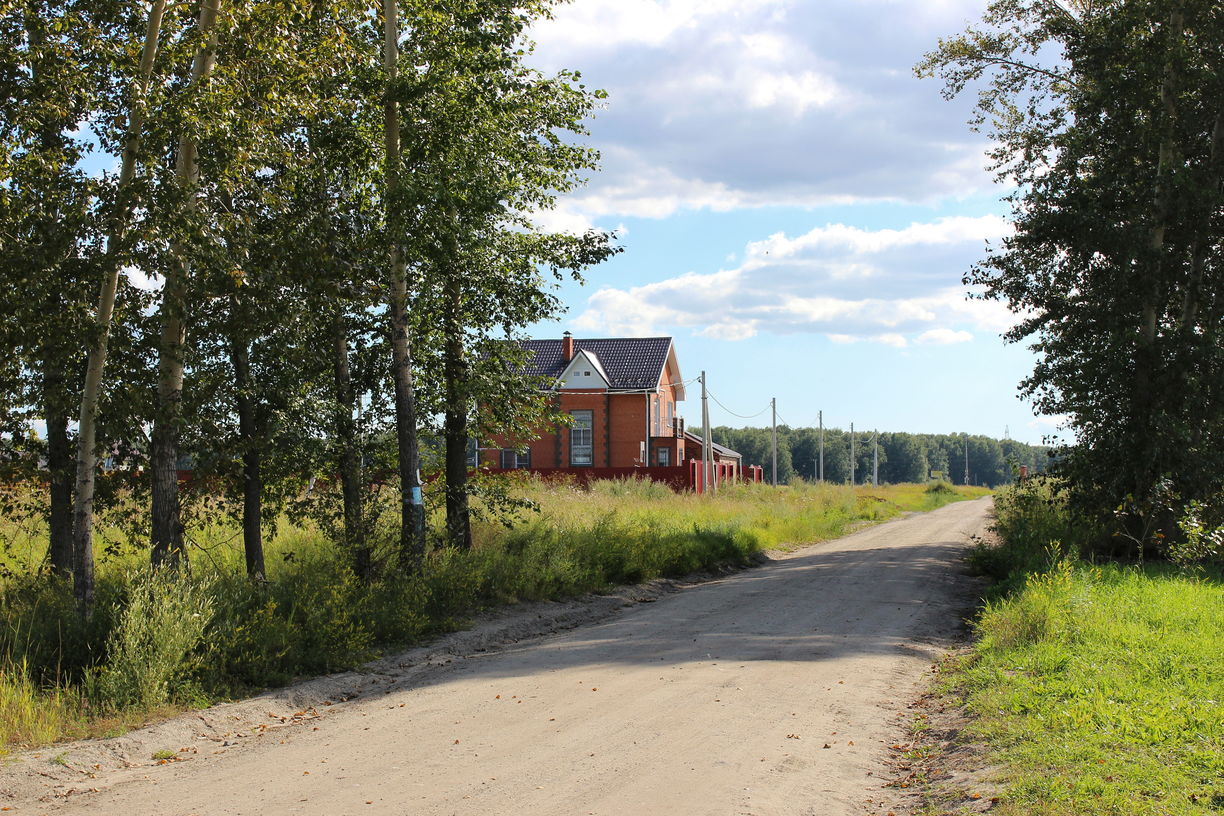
[[914, 4, 1224, 807], [929, 478, 1223, 815], [0, 477, 984, 755]]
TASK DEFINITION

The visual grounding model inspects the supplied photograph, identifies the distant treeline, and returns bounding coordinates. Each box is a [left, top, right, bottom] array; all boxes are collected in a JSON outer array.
[[700, 427, 1050, 488]]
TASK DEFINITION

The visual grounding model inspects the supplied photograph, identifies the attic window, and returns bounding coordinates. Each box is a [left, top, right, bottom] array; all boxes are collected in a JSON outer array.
[[583, 370, 591, 376]]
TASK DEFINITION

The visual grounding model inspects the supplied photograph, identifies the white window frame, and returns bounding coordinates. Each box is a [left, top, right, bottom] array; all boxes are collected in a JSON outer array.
[[570, 410, 594, 466]]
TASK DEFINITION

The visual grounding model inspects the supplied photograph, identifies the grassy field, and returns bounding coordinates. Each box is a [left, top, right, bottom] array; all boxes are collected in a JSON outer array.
[[934, 481, 1224, 815], [0, 477, 985, 755]]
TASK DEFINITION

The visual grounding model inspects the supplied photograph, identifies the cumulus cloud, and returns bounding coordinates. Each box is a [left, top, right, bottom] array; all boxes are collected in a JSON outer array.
[[571, 215, 1023, 345], [916, 328, 974, 345], [529, 0, 997, 219]]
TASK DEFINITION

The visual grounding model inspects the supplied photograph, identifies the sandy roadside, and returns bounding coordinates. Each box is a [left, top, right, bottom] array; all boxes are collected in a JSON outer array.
[[0, 496, 992, 816]]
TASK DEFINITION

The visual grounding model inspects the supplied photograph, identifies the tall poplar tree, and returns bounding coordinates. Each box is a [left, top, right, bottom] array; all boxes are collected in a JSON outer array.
[[919, 0, 1224, 543]]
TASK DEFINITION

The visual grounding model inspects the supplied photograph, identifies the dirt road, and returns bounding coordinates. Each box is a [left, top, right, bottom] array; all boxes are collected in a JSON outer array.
[[2, 497, 991, 816]]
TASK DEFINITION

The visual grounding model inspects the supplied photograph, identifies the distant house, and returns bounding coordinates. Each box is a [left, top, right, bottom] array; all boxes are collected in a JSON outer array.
[[681, 431, 743, 479], [481, 333, 689, 471]]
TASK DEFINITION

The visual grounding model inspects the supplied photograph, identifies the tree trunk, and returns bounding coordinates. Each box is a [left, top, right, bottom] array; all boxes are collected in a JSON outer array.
[[443, 262, 472, 550], [332, 311, 368, 578], [24, 12, 77, 577], [1180, 104, 1224, 329], [150, 0, 222, 568], [42, 354, 73, 576], [229, 334, 264, 579], [1131, 2, 1183, 534], [383, 0, 426, 568], [71, 0, 167, 614]]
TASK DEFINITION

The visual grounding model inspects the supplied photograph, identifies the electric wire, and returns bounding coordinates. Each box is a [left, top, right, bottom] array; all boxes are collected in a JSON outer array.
[[705, 389, 771, 420]]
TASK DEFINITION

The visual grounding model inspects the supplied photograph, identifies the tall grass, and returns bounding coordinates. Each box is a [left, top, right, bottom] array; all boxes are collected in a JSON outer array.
[[0, 662, 80, 755], [945, 481, 1224, 815], [0, 477, 982, 752]]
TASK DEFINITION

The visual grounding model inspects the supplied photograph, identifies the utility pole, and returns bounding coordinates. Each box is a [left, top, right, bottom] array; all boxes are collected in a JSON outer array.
[[770, 397, 777, 487], [818, 410, 824, 481], [963, 433, 970, 486], [872, 430, 879, 487], [850, 422, 855, 485], [701, 371, 712, 493]]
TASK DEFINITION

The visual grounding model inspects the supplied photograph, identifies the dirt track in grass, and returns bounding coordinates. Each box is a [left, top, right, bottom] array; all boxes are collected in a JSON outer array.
[[0, 497, 992, 816]]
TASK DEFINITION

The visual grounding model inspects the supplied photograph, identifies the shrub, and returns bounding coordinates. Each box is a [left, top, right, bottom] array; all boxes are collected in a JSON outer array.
[[88, 571, 213, 712]]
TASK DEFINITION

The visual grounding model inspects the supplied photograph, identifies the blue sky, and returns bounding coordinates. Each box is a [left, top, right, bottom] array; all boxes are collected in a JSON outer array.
[[524, 0, 1064, 445]]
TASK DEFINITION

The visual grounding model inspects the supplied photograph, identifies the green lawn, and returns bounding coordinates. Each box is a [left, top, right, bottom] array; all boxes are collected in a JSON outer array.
[[942, 494, 1224, 815]]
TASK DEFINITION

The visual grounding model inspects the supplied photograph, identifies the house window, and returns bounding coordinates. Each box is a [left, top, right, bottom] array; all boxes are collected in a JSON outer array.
[[570, 410, 593, 466], [657, 447, 671, 467], [666, 400, 673, 433], [653, 396, 661, 436], [501, 448, 531, 469]]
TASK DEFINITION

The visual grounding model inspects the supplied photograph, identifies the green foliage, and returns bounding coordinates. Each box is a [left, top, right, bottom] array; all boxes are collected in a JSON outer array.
[[87, 571, 213, 712], [952, 562, 1224, 815], [925, 479, 956, 496], [946, 477, 1224, 814], [1172, 500, 1224, 567], [0, 660, 79, 756], [919, 0, 1224, 534]]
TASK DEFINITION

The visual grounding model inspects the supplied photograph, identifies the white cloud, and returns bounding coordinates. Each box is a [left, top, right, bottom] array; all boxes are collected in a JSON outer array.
[[528, 0, 1000, 218], [529, 205, 598, 236], [125, 267, 164, 292], [533, 0, 787, 53], [916, 328, 973, 345], [572, 215, 1021, 345]]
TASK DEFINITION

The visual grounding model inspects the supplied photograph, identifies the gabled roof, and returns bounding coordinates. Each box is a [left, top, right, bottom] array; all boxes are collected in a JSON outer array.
[[520, 337, 676, 391], [558, 348, 611, 389], [683, 431, 743, 461]]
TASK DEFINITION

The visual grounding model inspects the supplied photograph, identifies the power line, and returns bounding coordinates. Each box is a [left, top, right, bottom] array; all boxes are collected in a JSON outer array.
[[705, 389, 771, 420]]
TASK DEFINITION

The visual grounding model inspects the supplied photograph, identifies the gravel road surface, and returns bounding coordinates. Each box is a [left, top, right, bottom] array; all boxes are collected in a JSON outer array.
[[1, 497, 992, 816]]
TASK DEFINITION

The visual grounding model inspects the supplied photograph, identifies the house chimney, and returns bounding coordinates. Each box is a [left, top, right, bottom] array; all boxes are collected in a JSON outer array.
[[562, 331, 575, 361]]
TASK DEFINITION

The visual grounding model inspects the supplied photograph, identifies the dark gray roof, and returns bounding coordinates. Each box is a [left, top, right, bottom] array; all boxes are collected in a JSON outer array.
[[520, 337, 673, 391], [683, 431, 742, 460]]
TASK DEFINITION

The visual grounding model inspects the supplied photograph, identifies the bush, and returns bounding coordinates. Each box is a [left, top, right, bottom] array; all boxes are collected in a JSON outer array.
[[88, 571, 213, 712], [925, 479, 956, 496]]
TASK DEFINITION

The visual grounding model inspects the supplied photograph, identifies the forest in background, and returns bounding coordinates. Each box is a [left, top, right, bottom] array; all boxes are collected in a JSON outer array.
[[703, 425, 1049, 488]]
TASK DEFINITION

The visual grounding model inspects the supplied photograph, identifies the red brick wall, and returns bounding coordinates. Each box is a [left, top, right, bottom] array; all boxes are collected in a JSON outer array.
[[482, 379, 686, 470]]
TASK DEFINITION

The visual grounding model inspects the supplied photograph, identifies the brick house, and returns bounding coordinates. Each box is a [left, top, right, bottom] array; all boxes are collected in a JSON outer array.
[[681, 431, 743, 478], [481, 333, 688, 471]]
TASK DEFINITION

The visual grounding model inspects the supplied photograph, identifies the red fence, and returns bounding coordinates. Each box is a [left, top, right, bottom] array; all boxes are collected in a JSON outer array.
[[482, 461, 764, 494]]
